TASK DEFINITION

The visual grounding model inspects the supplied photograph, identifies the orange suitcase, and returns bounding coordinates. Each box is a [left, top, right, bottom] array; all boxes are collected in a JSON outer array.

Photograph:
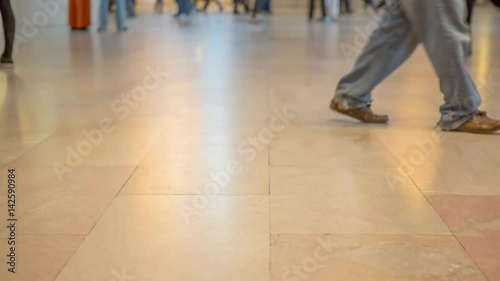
[[69, 0, 91, 29]]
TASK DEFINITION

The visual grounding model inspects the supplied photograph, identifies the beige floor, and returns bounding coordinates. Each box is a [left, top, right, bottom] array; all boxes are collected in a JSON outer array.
[[0, 3, 500, 281]]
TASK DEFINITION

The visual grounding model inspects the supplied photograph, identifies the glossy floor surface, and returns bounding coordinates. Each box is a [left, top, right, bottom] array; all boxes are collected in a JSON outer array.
[[1, 3, 500, 281]]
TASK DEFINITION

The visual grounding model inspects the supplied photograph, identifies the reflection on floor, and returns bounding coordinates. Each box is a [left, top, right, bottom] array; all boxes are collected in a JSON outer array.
[[0, 4, 500, 281]]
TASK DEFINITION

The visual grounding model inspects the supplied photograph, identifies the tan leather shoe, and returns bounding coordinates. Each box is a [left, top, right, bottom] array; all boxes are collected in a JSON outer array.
[[451, 111, 500, 134], [330, 99, 389, 124]]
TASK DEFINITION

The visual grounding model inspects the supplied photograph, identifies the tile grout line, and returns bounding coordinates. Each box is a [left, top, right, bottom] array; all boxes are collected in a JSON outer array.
[[51, 164, 140, 281], [51, 125, 166, 280], [374, 131, 491, 281], [268, 86, 272, 281]]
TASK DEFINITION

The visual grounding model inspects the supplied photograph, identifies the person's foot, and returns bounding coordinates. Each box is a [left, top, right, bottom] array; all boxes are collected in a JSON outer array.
[[233, 9, 240, 15], [118, 26, 128, 32], [175, 13, 189, 22], [330, 99, 389, 123], [450, 111, 500, 134], [97, 26, 107, 32], [1, 55, 13, 65]]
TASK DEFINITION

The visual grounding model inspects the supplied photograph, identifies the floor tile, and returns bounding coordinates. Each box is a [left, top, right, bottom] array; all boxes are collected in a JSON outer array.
[[270, 167, 450, 234], [428, 195, 500, 281], [377, 129, 500, 195], [270, 135, 398, 167], [54, 195, 269, 281], [0, 167, 135, 234], [0, 235, 84, 281], [271, 234, 487, 281], [120, 162, 269, 195]]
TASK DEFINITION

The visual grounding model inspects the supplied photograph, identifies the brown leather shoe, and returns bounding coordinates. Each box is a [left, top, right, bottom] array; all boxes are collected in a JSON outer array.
[[330, 99, 389, 124], [451, 111, 500, 134]]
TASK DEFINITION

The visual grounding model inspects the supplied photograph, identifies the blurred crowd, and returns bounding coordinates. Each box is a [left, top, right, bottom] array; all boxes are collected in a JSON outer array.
[[68, 0, 388, 32]]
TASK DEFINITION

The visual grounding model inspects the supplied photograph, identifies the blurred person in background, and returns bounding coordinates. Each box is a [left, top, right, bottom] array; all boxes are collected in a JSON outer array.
[[466, 0, 475, 25], [308, 0, 327, 21], [110, 0, 136, 17], [340, 0, 352, 13], [175, 0, 194, 18], [0, 0, 14, 65], [127, 0, 136, 17], [262, 0, 272, 14], [251, 0, 265, 22], [198, 0, 224, 12], [466, 0, 475, 56], [99, 0, 127, 31], [233, 0, 250, 15], [154, 0, 164, 13], [330, 0, 500, 134]]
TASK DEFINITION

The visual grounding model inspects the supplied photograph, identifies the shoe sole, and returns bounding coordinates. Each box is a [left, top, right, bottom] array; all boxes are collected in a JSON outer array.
[[450, 127, 500, 134]]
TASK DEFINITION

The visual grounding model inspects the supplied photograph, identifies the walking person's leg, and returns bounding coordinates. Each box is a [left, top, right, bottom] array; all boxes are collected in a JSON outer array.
[[400, 0, 486, 130], [115, 0, 127, 30], [309, 0, 315, 20], [154, 0, 164, 13], [466, 0, 475, 25], [244, 0, 250, 13], [252, 0, 264, 19], [202, 0, 210, 11], [332, 0, 500, 132], [234, 0, 240, 14], [332, 0, 418, 123], [466, 0, 475, 56], [403, 0, 494, 132], [320, 0, 327, 19], [0, 0, 15, 63], [215, 0, 224, 11], [176, 0, 192, 16], [127, 0, 136, 17], [109, 0, 116, 11], [99, 0, 110, 31], [345, 0, 352, 12]]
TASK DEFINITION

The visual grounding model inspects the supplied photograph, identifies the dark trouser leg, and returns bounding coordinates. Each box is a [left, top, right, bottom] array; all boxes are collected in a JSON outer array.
[[202, 0, 210, 10], [0, 0, 15, 58], [320, 0, 327, 18], [253, 0, 264, 17], [466, 0, 475, 24], [309, 0, 315, 19]]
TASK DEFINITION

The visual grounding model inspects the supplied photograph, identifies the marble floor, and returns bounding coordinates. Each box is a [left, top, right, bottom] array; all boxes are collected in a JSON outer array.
[[1, 2, 500, 281]]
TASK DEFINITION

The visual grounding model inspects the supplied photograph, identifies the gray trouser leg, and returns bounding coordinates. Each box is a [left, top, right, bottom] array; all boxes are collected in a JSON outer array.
[[334, 0, 481, 130], [334, 1, 418, 109], [401, 0, 480, 130]]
